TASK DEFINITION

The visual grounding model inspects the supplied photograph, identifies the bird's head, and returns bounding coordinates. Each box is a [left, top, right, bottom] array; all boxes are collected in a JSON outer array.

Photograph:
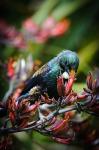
[[57, 50, 79, 81]]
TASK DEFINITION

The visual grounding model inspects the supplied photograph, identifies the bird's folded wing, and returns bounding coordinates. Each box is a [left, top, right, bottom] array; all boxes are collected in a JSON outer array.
[[33, 63, 50, 77], [20, 63, 50, 95]]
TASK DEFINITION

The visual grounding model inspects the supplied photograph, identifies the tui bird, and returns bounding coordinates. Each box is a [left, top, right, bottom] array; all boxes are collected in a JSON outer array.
[[20, 50, 79, 99]]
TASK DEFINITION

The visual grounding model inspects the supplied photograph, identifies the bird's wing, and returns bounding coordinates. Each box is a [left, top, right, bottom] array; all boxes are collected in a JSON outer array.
[[20, 63, 50, 95], [33, 63, 50, 78]]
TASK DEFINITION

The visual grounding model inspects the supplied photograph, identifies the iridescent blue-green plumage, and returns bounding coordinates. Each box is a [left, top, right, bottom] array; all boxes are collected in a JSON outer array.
[[21, 50, 79, 98]]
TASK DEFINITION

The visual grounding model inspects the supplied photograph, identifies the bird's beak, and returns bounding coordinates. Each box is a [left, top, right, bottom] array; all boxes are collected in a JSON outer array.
[[69, 69, 75, 78]]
